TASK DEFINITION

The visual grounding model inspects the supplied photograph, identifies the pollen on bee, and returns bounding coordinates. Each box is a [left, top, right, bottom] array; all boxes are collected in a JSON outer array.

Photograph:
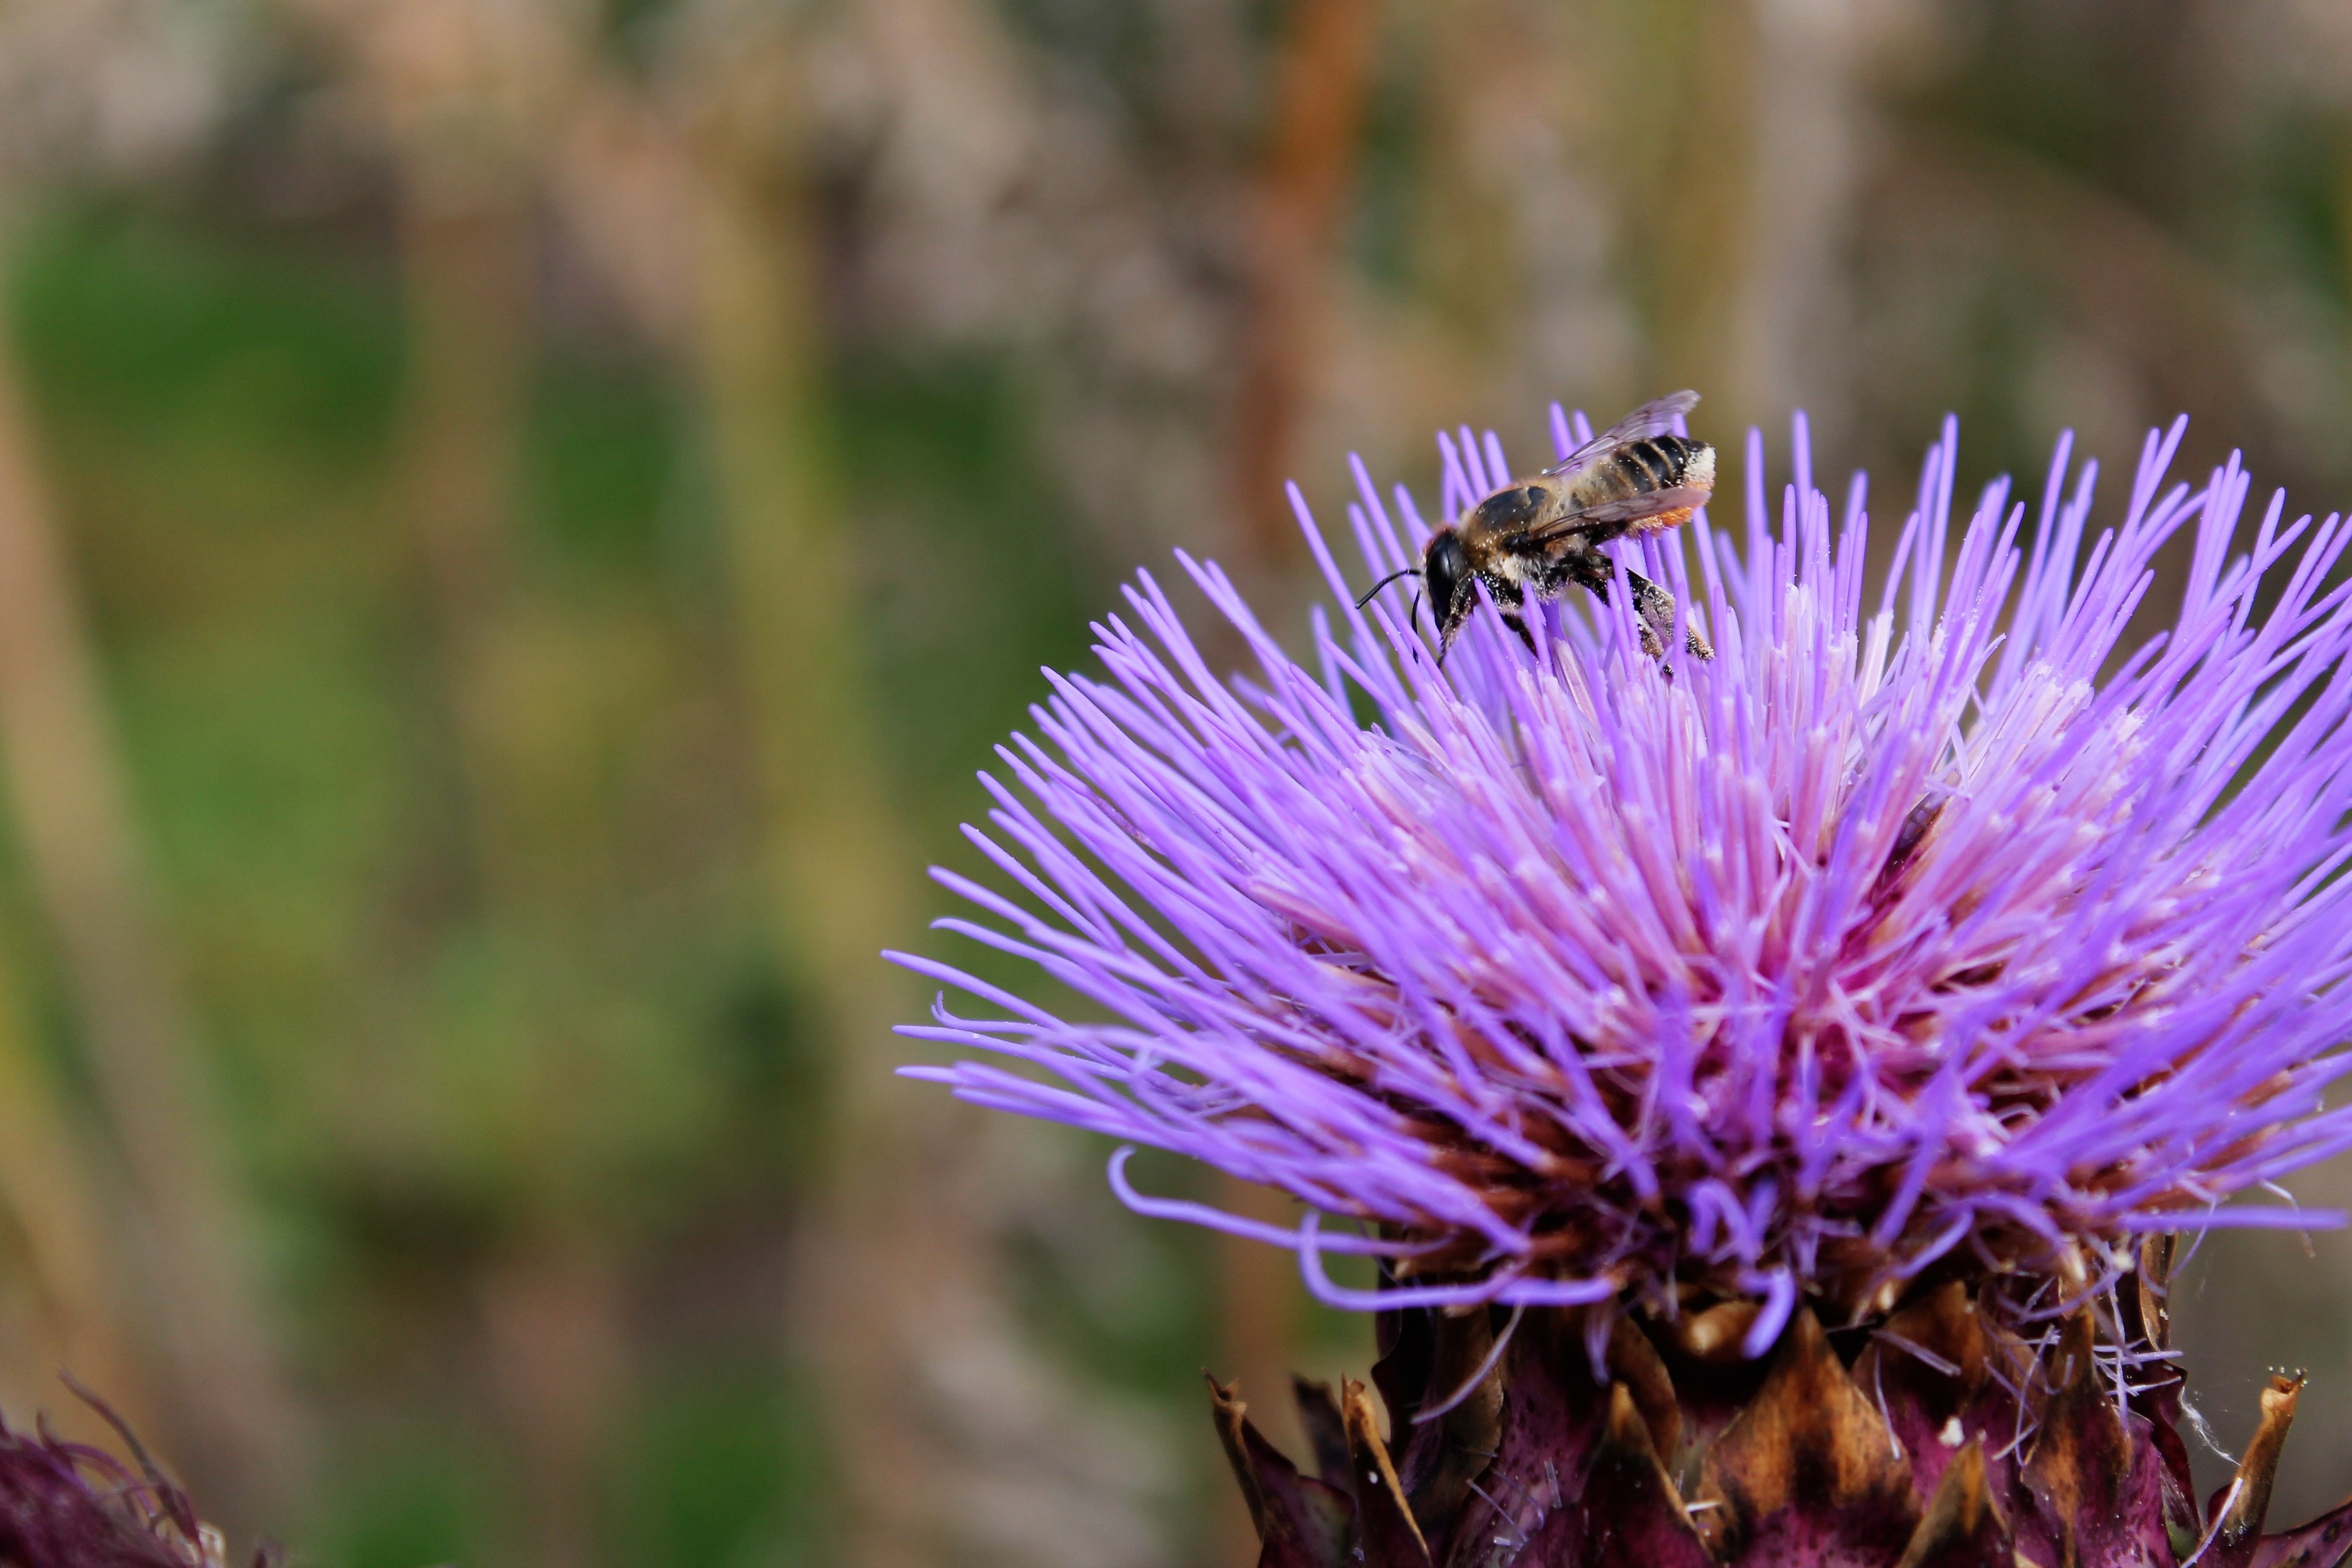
[[1629, 506, 1696, 537]]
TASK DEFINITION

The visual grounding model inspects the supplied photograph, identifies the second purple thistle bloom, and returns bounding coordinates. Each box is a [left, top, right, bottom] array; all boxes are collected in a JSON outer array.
[[895, 406, 2352, 1352]]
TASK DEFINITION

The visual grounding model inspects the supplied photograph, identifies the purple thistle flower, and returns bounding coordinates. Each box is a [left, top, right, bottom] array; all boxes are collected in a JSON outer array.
[[895, 406, 2352, 1349], [0, 1386, 269, 1568]]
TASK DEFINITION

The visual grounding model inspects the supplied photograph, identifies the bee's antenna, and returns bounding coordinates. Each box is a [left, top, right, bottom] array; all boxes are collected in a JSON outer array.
[[1355, 567, 1421, 608]]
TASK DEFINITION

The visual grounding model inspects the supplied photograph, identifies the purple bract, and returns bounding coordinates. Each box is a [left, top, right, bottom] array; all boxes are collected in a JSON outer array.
[[894, 408, 2352, 1346], [0, 1405, 236, 1568]]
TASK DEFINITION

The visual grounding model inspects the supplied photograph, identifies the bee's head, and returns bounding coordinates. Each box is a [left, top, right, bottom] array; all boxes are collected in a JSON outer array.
[[1423, 529, 1474, 644]]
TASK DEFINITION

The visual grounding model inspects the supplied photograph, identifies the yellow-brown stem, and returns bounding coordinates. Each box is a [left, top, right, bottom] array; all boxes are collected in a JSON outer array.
[[685, 100, 975, 1568], [1231, 0, 1381, 561], [0, 283, 304, 1527]]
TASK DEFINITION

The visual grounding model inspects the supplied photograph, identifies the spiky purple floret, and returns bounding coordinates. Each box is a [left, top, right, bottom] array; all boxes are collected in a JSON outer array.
[[895, 409, 2352, 1338], [0, 1412, 220, 1568]]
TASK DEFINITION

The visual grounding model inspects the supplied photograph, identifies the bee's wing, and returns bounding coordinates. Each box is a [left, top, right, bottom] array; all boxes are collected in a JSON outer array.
[[1542, 390, 1699, 477], [1525, 484, 1712, 543]]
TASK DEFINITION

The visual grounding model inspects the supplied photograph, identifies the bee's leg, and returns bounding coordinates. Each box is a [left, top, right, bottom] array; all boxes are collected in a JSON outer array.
[[1626, 571, 1714, 661], [1559, 551, 1711, 660], [1484, 576, 1538, 654], [1556, 548, 1615, 601], [1554, 551, 1658, 656]]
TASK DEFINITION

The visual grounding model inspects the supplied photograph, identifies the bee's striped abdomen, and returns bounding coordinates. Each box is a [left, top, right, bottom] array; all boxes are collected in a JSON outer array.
[[1608, 434, 1706, 495], [1560, 433, 1715, 536]]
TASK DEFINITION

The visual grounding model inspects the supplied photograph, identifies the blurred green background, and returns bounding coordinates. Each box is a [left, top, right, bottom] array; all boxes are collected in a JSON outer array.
[[3, 1, 2352, 1564]]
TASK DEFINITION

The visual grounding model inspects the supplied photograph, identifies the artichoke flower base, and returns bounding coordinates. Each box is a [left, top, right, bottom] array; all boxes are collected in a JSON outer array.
[[1212, 1247, 2347, 1568]]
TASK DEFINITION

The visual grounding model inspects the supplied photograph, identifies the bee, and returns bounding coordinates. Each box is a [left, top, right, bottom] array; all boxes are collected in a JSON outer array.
[[1360, 391, 1717, 660]]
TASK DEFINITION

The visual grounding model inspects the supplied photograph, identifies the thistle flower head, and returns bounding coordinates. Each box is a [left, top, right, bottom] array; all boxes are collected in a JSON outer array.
[[897, 408, 2352, 1347], [0, 1395, 252, 1568]]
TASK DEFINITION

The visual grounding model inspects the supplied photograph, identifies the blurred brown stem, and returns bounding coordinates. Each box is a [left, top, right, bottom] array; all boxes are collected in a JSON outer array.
[[0, 290, 302, 1524], [398, 177, 535, 909], [1231, 0, 1381, 560], [1616, 0, 1755, 412], [684, 107, 970, 1568], [393, 156, 638, 1568], [0, 930, 150, 1436], [1215, 1173, 1303, 1563], [478, 1236, 627, 1568], [1217, 4, 1381, 1549]]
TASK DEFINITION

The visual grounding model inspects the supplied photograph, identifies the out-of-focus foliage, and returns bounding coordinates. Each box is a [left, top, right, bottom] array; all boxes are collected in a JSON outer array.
[[1, 1, 2351, 1565]]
